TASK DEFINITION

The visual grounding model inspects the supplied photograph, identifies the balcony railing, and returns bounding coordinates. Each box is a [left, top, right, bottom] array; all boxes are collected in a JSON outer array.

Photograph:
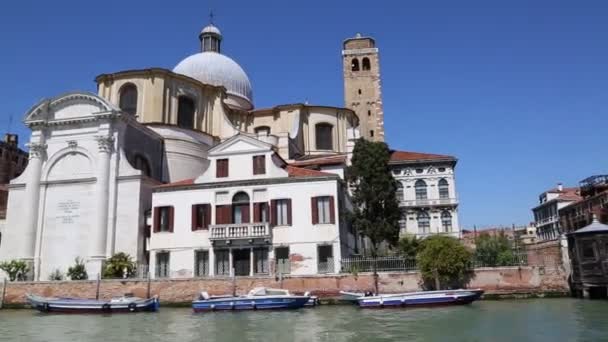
[[209, 223, 271, 240], [401, 198, 458, 207]]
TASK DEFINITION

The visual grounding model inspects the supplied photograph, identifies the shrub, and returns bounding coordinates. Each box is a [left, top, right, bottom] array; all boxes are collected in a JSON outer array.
[[67, 257, 88, 280], [0, 260, 30, 281], [474, 231, 516, 267], [102, 252, 136, 279], [416, 235, 474, 290], [397, 234, 420, 259], [48, 269, 64, 281]]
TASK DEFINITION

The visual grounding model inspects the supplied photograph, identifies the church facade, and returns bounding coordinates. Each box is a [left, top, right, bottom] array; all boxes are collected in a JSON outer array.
[[0, 22, 459, 281]]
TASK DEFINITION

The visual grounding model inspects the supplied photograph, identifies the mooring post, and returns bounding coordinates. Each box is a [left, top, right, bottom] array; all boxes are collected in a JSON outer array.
[[0, 278, 6, 309], [95, 274, 101, 300], [147, 272, 151, 298], [232, 268, 237, 297], [279, 271, 283, 289]]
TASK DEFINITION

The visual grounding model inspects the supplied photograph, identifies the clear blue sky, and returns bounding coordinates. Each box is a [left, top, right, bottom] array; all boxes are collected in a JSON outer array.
[[1, 0, 607, 228]]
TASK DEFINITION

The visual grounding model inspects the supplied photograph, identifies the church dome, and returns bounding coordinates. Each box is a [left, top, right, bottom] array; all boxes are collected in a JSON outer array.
[[173, 23, 253, 110]]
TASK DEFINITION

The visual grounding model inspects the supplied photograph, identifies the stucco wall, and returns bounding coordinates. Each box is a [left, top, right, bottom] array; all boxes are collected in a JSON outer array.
[[1, 267, 568, 305]]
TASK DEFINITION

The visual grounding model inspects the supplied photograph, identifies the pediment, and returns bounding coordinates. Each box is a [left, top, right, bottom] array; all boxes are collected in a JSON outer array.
[[24, 92, 120, 125], [209, 134, 273, 156]]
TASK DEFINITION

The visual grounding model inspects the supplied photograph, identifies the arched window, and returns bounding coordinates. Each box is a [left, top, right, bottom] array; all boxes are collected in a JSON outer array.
[[119, 84, 138, 115], [399, 209, 407, 231], [415, 180, 427, 200], [177, 96, 195, 129], [254, 126, 271, 136], [133, 155, 151, 177], [232, 192, 250, 224], [395, 182, 404, 202], [438, 179, 449, 199], [315, 123, 333, 150], [351, 58, 360, 71], [417, 211, 430, 234], [441, 211, 452, 232], [362, 57, 371, 71]]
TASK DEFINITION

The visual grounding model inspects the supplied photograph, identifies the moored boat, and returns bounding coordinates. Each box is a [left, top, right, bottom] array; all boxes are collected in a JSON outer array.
[[355, 289, 484, 308], [26, 293, 160, 314], [192, 287, 310, 312]]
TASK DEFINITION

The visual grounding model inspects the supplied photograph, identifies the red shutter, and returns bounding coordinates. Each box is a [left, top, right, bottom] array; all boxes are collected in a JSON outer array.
[[168, 206, 175, 232], [242, 204, 250, 223], [311, 197, 318, 224], [329, 196, 335, 224], [253, 203, 261, 222], [203, 204, 211, 229], [191, 205, 197, 231], [287, 199, 292, 226], [216, 205, 224, 224], [270, 200, 277, 226], [153, 207, 160, 233], [216, 159, 229, 178]]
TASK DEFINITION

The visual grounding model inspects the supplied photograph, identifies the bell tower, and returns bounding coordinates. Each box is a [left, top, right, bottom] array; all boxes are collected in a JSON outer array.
[[342, 33, 385, 142]]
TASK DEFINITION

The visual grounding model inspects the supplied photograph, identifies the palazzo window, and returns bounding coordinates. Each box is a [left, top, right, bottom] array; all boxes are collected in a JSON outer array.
[[253, 155, 266, 175], [415, 180, 428, 200], [271, 199, 292, 226], [417, 211, 430, 234], [177, 96, 195, 129], [438, 179, 450, 199], [441, 211, 452, 232], [315, 123, 333, 150], [191, 204, 211, 231], [232, 192, 250, 224], [154, 206, 174, 233], [311, 196, 335, 224], [119, 83, 138, 115], [156, 252, 170, 278], [216, 159, 229, 178], [194, 250, 209, 277], [396, 182, 404, 202]]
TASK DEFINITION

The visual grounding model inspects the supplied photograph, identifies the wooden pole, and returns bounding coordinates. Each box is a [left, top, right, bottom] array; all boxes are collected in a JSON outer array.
[[147, 272, 151, 298], [0, 278, 6, 309], [232, 268, 236, 297], [95, 274, 101, 300]]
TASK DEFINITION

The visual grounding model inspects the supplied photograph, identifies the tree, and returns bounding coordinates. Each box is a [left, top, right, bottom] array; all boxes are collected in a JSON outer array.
[[346, 139, 401, 293], [397, 234, 420, 259], [102, 253, 137, 279], [474, 231, 516, 267], [67, 257, 88, 280], [416, 235, 474, 290], [0, 260, 29, 281]]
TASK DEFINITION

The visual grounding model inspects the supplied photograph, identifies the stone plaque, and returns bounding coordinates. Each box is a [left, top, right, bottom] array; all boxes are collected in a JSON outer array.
[[57, 200, 81, 224]]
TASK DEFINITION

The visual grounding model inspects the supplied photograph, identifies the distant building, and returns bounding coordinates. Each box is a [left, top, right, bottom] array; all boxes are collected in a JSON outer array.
[[532, 183, 581, 241], [461, 227, 515, 249], [559, 175, 608, 234], [567, 215, 608, 298], [390, 151, 459, 239], [0, 133, 28, 247], [514, 225, 537, 245]]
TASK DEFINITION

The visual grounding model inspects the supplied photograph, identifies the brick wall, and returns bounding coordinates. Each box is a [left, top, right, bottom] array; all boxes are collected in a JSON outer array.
[[1, 267, 568, 305]]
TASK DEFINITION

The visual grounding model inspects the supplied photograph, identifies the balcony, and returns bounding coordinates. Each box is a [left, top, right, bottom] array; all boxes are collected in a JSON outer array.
[[209, 223, 271, 241], [400, 198, 458, 207]]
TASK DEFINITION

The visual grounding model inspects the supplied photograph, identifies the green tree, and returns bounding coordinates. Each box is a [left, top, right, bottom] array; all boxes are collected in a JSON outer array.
[[102, 253, 137, 279], [474, 231, 516, 267], [416, 235, 474, 290], [67, 257, 88, 280], [346, 139, 401, 293], [0, 260, 29, 281], [397, 234, 420, 259]]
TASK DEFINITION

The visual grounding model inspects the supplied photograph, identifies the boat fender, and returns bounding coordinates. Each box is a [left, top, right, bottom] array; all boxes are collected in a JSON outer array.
[[42, 302, 50, 312], [400, 299, 406, 307], [210, 304, 216, 311], [252, 301, 257, 310], [102, 303, 111, 312], [230, 302, 235, 310], [128, 302, 137, 312], [379, 297, 384, 308]]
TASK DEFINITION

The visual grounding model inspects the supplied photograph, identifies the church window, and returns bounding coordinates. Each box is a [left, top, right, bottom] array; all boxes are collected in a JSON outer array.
[[315, 123, 333, 150], [358, 89, 362, 95], [253, 155, 266, 175], [254, 126, 271, 136], [362, 57, 371, 71], [439, 178, 449, 199], [415, 180, 428, 200], [368, 110, 371, 116], [177, 96, 195, 129], [119, 83, 138, 115], [351, 58, 360, 71], [370, 130, 374, 137]]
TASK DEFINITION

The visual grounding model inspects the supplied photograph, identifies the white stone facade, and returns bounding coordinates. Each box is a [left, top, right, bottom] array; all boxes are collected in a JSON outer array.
[[390, 153, 460, 238]]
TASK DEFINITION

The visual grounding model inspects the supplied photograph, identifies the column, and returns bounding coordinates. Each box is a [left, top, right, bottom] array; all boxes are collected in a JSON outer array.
[[87, 135, 114, 277], [249, 247, 254, 277], [22, 142, 46, 278], [208, 248, 215, 277], [228, 248, 234, 277]]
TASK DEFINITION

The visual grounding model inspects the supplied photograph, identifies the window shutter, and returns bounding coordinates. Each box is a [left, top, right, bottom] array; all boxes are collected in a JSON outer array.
[[153, 207, 160, 233], [287, 199, 292, 226], [270, 200, 277, 226], [253, 203, 261, 222], [216, 159, 229, 178], [191, 205, 197, 231], [168, 206, 175, 232], [329, 196, 335, 224], [242, 204, 250, 223], [311, 197, 318, 224], [204, 204, 211, 229], [216, 205, 224, 225]]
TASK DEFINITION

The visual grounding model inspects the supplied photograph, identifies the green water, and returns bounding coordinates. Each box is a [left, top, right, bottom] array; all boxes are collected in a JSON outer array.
[[0, 299, 606, 341]]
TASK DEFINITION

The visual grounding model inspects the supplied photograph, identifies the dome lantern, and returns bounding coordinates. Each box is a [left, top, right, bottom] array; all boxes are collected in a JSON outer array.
[[199, 20, 222, 53]]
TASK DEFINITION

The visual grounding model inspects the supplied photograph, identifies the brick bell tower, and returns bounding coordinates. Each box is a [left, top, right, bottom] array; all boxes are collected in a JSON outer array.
[[342, 33, 385, 142]]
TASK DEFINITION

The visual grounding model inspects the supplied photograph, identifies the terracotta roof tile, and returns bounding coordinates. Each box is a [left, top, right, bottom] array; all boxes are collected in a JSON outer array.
[[156, 178, 195, 188], [390, 150, 456, 163], [286, 166, 334, 177], [291, 154, 346, 167]]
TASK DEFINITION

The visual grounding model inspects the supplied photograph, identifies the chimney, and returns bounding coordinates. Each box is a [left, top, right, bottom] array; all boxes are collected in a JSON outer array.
[[557, 182, 563, 192]]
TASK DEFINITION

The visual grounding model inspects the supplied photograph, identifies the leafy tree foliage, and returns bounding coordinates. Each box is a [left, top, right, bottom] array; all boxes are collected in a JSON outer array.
[[416, 235, 474, 290], [346, 139, 401, 256], [0, 260, 29, 281], [102, 253, 137, 279], [67, 257, 88, 280], [474, 231, 517, 267], [398, 234, 420, 259], [48, 269, 64, 281]]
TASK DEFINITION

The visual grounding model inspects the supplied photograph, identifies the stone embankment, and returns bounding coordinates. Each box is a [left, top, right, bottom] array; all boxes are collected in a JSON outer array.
[[1, 266, 569, 307]]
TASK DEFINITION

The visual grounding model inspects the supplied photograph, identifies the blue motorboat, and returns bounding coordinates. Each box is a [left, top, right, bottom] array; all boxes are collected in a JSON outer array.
[[352, 289, 484, 308], [26, 293, 160, 313], [192, 287, 310, 312]]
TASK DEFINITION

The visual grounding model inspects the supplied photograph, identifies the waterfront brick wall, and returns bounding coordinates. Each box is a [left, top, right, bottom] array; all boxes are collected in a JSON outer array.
[[1, 267, 568, 305]]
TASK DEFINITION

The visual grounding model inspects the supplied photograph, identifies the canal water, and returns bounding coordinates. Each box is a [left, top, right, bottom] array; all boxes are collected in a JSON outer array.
[[0, 298, 606, 341]]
